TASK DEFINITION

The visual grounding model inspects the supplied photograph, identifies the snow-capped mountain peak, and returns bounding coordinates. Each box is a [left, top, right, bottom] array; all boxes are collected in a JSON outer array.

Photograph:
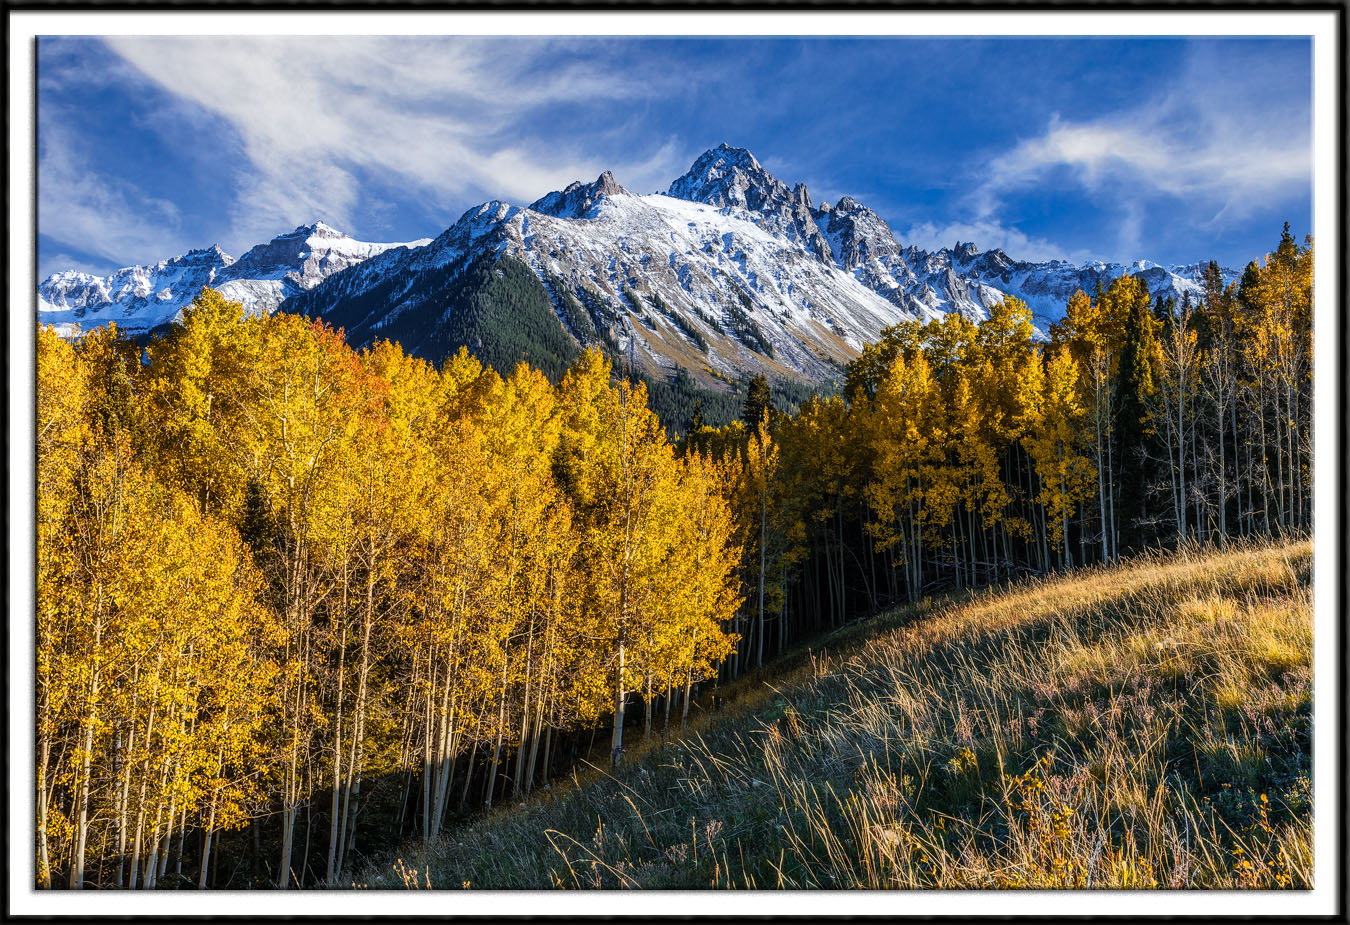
[[667, 146, 814, 219], [667, 143, 771, 207], [814, 196, 904, 271], [667, 145, 832, 263]]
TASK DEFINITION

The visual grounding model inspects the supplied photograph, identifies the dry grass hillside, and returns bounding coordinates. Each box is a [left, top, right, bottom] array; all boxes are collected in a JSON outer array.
[[361, 538, 1312, 890]]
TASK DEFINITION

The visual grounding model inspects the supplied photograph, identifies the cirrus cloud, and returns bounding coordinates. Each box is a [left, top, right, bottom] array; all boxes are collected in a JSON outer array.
[[966, 42, 1311, 259], [96, 36, 697, 253]]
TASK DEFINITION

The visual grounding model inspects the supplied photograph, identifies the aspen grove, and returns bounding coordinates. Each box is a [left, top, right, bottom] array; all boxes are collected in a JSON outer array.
[[35, 225, 1311, 889]]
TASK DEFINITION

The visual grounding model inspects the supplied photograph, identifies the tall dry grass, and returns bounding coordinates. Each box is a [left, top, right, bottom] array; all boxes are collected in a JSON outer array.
[[360, 538, 1312, 890]]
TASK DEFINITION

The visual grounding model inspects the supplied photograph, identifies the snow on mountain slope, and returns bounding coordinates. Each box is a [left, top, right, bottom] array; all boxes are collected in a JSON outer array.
[[37, 222, 430, 336], [37, 144, 1241, 391], [288, 169, 930, 388], [291, 145, 1238, 386], [511, 187, 918, 383]]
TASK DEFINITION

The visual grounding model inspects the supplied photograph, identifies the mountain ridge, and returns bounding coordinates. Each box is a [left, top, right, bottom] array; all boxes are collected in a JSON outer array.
[[37, 223, 432, 336], [38, 144, 1240, 390]]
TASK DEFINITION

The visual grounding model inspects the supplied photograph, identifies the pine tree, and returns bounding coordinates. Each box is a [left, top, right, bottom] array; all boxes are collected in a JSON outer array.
[[1109, 276, 1161, 553], [742, 373, 772, 430]]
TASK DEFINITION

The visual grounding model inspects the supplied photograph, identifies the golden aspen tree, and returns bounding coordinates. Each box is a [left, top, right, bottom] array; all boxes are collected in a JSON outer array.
[[558, 350, 668, 766], [744, 417, 782, 668], [38, 319, 280, 890], [477, 363, 568, 800], [320, 340, 437, 882], [118, 497, 279, 891], [557, 349, 738, 766], [53, 323, 147, 890], [35, 327, 88, 888], [1250, 226, 1313, 532], [1023, 346, 1096, 567], [182, 524, 283, 890], [970, 297, 1036, 579], [1058, 285, 1129, 561], [143, 288, 258, 517], [904, 312, 977, 587], [404, 349, 510, 829], [685, 419, 749, 462], [661, 450, 741, 710], [1194, 272, 1243, 542], [864, 349, 941, 601], [779, 395, 855, 630], [232, 314, 368, 888]]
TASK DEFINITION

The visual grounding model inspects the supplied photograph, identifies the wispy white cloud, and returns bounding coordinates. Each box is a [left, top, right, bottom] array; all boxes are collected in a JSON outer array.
[[37, 252, 120, 281], [38, 122, 189, 268], [899, 218, 1095, 264], [100, 36, 688, 254], [965, 43, 1311, 260]]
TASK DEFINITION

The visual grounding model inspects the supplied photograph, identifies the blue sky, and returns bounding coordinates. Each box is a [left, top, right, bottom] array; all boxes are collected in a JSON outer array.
[[37, 35, 1312, 279]]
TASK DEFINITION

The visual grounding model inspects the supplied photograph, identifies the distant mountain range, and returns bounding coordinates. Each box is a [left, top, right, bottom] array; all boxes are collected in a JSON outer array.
[[38, 222, 431, 338], [38, 144, 1239, 391]]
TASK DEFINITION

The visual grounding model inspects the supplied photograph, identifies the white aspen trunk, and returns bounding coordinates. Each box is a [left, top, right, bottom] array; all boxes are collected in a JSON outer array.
[[757, 473, 766, 668], [610, 634, 627, 768], [837, 503, 846, 620], [514, 621, 536, 798], [524, 673, 549, 795], [485, 725, 503, 810], [1257, 379, 1272, 535], [1107, 404, 1117, 558], [338, 562, 377, 874], [68, 706, 96, 890], [198, 772, 219, 890], [68, 617, 104, 891], [1286, 378, 1297, 529], [175, 802, 187, 878], [459, 733, 479, 812], [643, 672, 653, 742], [613, 386, 633, 766], [1096, 390, 1109, 563], [278, 758, 297, 889], [681, 666, 694, 730], [420, 652, 434, 839], [37, 724, 52, 888], [486, 662, 508, 808], [326, 621, 347, 885], [430, 680, 456, 838], [1217, 396, 1228, 541], [158, 782, 179, 882], [1178, 357, 1187, 542], [143, 793, 165, 889]]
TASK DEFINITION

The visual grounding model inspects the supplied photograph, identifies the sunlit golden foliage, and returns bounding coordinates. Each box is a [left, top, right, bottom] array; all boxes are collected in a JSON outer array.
[[37, 306, 743, 889]]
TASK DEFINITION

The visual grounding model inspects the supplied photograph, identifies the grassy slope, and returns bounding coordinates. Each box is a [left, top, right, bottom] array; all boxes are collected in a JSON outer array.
[[362, 538, 1312, 890]]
